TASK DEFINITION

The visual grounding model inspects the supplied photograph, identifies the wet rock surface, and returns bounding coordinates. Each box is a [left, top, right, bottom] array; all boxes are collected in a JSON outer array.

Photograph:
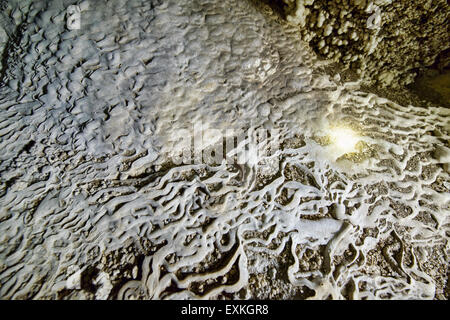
[[0, 0, 448, 300]]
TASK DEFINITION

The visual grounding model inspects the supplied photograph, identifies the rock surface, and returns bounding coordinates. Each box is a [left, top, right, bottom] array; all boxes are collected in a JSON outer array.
[[0, 0, 448, 300], [274, 0, 449, 87]]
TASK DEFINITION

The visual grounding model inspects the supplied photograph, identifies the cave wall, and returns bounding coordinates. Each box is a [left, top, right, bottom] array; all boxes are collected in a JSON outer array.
[[277, 0, 449, 88]]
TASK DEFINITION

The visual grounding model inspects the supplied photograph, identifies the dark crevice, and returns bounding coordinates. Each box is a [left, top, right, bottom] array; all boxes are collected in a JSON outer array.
[[0, 21, 28, 86]]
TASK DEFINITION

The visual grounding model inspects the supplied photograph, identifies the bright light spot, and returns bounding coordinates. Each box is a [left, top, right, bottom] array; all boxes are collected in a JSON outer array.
[[329, 126, 359, 154]]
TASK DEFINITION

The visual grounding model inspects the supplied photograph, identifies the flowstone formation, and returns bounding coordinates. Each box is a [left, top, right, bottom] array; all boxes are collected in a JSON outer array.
[[0, 0, 448, 300], [274, 0, 449, 88]]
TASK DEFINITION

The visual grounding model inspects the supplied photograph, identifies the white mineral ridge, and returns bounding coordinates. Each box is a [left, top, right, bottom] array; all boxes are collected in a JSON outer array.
[[0, 0, 448, 300]]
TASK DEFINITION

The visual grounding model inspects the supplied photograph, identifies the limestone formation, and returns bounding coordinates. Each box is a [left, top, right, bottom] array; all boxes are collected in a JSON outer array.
[[276, 0, 449, 87]]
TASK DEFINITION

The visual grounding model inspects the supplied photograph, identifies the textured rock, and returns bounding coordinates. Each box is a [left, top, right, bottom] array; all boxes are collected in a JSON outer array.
[[277, 0, 449, 87], [0, 0, 448, 300]]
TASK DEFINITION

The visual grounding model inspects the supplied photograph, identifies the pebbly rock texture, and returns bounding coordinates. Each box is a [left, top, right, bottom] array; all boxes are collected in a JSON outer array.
[[275, 0, 450, 88], [0, 0, 449, 300]]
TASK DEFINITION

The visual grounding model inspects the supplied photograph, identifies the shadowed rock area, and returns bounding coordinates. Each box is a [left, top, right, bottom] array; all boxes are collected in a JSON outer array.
[[263, 0, 449, 89]]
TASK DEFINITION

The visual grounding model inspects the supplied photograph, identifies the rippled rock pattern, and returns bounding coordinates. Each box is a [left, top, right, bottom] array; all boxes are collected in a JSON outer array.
[[0, 0, 448, 299]]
